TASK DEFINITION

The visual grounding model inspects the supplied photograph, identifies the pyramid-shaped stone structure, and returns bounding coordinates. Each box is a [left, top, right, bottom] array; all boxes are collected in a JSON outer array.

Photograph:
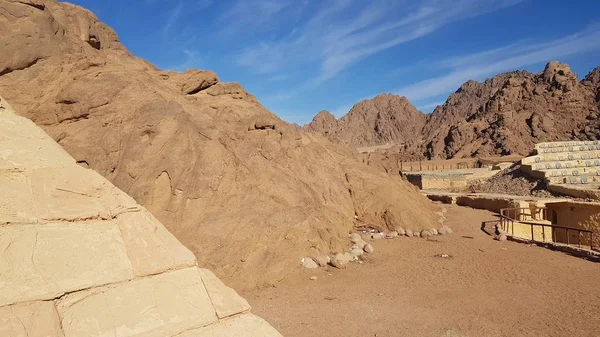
[[0, 95, 281, 336]]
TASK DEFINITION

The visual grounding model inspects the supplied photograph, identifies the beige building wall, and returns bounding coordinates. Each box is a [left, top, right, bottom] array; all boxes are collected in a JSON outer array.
[[547, 202, 600, 248]]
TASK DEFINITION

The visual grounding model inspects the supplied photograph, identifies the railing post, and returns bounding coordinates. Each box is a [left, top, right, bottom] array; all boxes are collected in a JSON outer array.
[[542, 225, 546, 242], [578, 231, 581, 248], [531, 224, 534, 241], [567, 229, 570, 245]]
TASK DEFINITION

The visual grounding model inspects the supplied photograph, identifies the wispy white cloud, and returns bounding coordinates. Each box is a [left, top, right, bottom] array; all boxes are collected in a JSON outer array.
[[396, 24, 600, 102], [417, 101, 444, 111], [162, 0, 214, 38], [167, 49, 202, 72], [218, 0, 299, 36], [162, 1, 184, 37], [233, 0, 524, 85]]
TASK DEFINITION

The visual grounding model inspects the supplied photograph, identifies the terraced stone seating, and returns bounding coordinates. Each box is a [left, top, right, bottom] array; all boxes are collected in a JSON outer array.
[[0, 100, 281, 337], [520, 141, 600, 199]]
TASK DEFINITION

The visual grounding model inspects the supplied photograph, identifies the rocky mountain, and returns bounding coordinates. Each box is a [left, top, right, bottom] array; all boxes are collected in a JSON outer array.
[[0, 0, 438, 289], [310, 62, 600, 162], [304, 94, 426, 148], [420, 61, 600, 159]]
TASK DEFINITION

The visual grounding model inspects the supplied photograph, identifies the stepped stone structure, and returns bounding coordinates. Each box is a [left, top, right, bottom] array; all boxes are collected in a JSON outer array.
[[0, 97, 281, 336], [521, 141, 600, 199]]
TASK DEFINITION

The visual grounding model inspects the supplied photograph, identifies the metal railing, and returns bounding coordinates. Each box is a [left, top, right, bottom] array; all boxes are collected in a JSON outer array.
[[499, 207, 595, 250]]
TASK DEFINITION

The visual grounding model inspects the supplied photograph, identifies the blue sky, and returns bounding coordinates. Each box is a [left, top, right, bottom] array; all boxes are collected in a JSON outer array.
[[68, 0, 600, 125]]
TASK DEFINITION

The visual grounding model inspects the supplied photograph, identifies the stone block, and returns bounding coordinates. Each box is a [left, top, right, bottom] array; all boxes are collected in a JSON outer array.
[[0, 222, 133, 307], [0, 301, 64, 337], [0, 172, 37, 224], [198, 268, 251, 319], [0, 138, 74, 171], [28, 166, 139, 221], [116, 210, 196, 276], [0, 111, 52, 141], [57, 267, 218, 337], [174, 314, 282, 337]]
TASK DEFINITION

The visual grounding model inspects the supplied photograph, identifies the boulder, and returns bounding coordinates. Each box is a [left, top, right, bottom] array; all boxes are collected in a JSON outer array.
[[396, 227, 406, 236], [363, 244, 374, 254], [311, 254, 330, 267], [349, 233, 362, 242], [350, 248, 364, 258], [371, 232, 386, 240], [438, 227, 448, 235], [405, 229, 414, 237], [301, 257, 319, 269], [330, 253, 352, 269], [430, 228, 439, 236], [413, 230, 421, 238], [420, 230, 432, 238], [386, 231, 399, 239], [443, 226, 454, 234]]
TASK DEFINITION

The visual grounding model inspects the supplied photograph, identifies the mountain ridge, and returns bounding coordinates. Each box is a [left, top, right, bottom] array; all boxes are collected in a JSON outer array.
[[305, 62, 600, 160]]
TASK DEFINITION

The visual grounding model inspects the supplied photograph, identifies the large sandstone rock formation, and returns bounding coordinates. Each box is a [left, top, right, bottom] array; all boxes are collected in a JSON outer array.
[[0, 96, 281, 337], [0, 0, 438, 289], [304, 94, 426, 148]]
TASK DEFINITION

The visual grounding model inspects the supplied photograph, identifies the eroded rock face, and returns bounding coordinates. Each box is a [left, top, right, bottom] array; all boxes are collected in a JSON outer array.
[[310, 62, 599, 165], [0, 0, 438, 289], [0, 99, 281, 337], [418, 61, 600, 159], [304, 94, 426, 147]]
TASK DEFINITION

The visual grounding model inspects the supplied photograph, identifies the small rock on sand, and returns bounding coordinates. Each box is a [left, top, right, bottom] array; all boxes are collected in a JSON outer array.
[[309, 276, 318, 281], [302, 257, 319, 269], [349, 233, 362, 243], [330, 253, 352, 268], [421, 230, 432, 238], [405, 229, 414, 237], [350, 233, 368, 248], [350, 247, 364, 258], [386, 231, 398, 239], [312, 255, 329, 267], [430, 228, 439, 235], [371, 233, 386, 240], [396, 227, 406, 236], [413, 230, 421, 238], [364, 243, 374, 253], [438, 227, 448, 235], [496, 233, 508, 242], [443, 226, 454, 234]]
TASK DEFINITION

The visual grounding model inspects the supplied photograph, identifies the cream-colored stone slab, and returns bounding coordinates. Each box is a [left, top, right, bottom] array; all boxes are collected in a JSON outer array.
[[57, 267, 218, 337], [198, 268, 251, 319], [116, 210, 196, 277], [0, 301, 65, 337], [28, 166, 139, 221], [0, 172, 37, 224], [0, 222, 133, 307], [0, 138, 74, 170], [174, 313, 283, 337], [0, 110, 52, 141]]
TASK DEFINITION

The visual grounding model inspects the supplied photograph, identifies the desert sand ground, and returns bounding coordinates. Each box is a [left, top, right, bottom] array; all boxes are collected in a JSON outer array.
[[246, 204, 600, 337]]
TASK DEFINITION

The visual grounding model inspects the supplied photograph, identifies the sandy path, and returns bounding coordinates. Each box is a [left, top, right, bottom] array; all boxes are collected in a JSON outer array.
[[245, 205, 600, 337]]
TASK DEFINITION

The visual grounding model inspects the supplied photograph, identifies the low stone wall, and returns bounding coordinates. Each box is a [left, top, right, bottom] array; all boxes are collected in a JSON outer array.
[[548, 184, 600, 200], [406, 174, 468, 190], [423, 191, 568, 214]]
